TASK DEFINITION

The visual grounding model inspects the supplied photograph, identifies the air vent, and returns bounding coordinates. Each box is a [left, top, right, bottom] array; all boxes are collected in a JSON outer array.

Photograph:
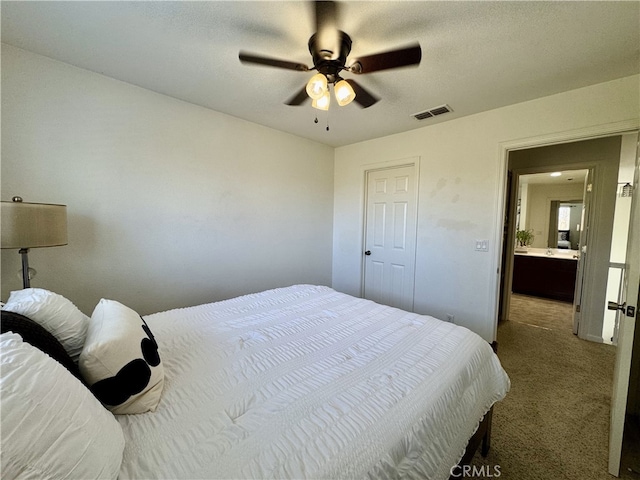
[[411, 104, 453, 121]]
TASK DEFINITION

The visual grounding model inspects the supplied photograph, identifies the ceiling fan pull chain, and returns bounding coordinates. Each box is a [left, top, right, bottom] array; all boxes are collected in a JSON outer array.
[[312, 111, 329, 131]]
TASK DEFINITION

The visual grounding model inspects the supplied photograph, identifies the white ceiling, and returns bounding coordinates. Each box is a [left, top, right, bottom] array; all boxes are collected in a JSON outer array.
[[2, 1, 638, 147]]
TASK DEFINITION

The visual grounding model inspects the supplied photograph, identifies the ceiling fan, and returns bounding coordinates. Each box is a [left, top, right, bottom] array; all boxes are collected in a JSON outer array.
[[238, 1, 421, 109]]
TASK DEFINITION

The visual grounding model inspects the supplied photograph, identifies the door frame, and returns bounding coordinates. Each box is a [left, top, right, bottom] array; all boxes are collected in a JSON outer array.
[[360, 157, 421, 305], [572, 168, 594, 336], [491, 120, 639, 340]]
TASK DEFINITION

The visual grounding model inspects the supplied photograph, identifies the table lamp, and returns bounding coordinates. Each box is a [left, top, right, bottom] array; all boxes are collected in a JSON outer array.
[[1, 196, 68, 289]]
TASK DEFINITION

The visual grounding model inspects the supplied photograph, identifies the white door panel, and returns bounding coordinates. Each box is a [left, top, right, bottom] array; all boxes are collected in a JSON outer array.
[[364, 165, 417, 311], [391, 264, 406, 306], [373, 203, 386, 247], [393, 202, 408, 249], [609, 137, 640, 476], [371, 260, 385, 299]]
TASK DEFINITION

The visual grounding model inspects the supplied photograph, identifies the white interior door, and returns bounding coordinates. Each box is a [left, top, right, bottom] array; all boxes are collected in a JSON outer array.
[[573, 168, 594, 335], [363, 165, 417, 311], [609, 139, 640, 476]]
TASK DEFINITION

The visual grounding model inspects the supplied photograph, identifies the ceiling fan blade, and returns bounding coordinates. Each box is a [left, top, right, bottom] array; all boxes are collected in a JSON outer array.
[[285, 86, 310, 106], [239, 52, 309, 71], [314, 1, 341, 56], [349, 43, 422, 74], [345, 79, 379, 108], [315, 1, 338, 37]]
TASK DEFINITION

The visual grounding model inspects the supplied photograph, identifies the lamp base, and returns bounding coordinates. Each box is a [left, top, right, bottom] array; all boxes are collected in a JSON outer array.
[[16, 267, 36, 287], [18, 248, 33, 289]]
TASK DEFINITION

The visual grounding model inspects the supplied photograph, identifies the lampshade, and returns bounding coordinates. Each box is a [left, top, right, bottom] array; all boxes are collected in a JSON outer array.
[[311, 89, 331, 111], [334, 79, 356, 106], [1, 198, 68, 249], [306, 73, 328, 100]]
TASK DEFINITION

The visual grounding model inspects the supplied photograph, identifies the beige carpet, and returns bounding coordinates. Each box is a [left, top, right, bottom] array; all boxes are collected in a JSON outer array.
[[470, 294, 638, 480], [508, 293, 574, 331]]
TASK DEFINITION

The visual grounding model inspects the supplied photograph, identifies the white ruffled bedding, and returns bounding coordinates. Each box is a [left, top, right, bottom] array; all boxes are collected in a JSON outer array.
[[117, 285, 509, 479]]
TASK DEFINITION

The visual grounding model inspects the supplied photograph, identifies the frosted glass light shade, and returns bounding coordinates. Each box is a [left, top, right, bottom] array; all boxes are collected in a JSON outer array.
[[306, 73, 328, 100], [1, 200, 68, 249], [312, 90, 330, 111], [334, 79, 356, 106]]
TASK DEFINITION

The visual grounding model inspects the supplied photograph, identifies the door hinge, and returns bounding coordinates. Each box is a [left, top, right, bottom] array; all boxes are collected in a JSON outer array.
[[621, 183, 633, 197], [575, 304, 581, 313]]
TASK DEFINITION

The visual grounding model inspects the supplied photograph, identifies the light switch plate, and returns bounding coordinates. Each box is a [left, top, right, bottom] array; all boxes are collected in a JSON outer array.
[[475, 240, 489, 252]]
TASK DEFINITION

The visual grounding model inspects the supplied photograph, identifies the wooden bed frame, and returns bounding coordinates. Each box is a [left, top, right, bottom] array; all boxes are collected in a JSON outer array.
[[448, 341, 498, 479]]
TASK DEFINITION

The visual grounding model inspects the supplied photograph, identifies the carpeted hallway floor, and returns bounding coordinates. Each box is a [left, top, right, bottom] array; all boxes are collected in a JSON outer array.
[[508, 293, 574, 331], [470, 294, 638, 480]]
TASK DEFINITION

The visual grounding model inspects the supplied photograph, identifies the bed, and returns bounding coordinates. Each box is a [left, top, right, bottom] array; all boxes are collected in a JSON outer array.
[[1, 284, 509, 480], [557, 230, 571, 249]]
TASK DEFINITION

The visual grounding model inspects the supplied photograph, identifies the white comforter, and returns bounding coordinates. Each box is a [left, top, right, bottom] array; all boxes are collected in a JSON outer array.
[[117, 285, 509, 479]]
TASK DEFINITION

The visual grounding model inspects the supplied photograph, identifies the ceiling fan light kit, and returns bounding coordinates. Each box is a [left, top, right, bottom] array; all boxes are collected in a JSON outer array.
[[239, 1, 421, 112], [307, 76, 355, 109], [312, 90, 331, 111], [334, 79, 355, 106], [306, 73, 328, 100]]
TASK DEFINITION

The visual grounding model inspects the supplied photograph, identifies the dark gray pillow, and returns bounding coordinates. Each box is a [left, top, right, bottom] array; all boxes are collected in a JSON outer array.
[[1, 310, 84, 383]]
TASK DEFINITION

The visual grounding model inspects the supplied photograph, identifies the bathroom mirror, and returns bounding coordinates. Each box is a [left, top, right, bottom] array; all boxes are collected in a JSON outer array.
[[547, 201, 582, 249], [516, 169, 587, 249]]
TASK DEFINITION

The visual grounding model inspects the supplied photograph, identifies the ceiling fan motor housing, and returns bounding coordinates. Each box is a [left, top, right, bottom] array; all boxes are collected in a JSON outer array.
[[308, 31, 352, 83]]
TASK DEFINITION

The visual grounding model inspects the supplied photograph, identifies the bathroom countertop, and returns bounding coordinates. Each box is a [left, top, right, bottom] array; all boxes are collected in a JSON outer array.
[[514, 247, 579, 260]]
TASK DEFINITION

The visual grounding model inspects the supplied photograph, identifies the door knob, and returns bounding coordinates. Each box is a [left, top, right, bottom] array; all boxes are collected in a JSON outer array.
[[364, 250, 371, 256], [607, 301, 626, 313]]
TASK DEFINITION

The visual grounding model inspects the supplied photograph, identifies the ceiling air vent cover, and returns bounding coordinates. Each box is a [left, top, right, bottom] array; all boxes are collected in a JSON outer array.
[[412, 104, 453, 121]]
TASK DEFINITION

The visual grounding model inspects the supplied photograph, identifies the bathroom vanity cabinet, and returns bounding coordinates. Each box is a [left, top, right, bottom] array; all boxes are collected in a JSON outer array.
[[512, 251, 578, 303]]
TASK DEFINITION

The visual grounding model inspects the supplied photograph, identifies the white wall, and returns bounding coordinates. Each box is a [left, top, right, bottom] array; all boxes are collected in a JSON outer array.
[[333, 75, 639, 342], [610, 133, 638, 263], [1, 44, 335, 316]]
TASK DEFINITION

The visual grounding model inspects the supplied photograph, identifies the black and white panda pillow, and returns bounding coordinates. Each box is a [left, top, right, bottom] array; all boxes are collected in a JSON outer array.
[[79, 299, 164, 414]]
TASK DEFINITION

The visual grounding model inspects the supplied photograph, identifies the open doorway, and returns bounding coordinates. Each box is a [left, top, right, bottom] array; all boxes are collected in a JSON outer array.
[[493, 128, 639, 477], [509, 169, 588, 332], [499, 135, 622, 343]]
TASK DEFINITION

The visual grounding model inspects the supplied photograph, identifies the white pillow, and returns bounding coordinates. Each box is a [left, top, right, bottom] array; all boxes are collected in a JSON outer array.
[[0, 332, 125, 479], [80, 299, 164, 414], [2, 288, 89, 363]]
